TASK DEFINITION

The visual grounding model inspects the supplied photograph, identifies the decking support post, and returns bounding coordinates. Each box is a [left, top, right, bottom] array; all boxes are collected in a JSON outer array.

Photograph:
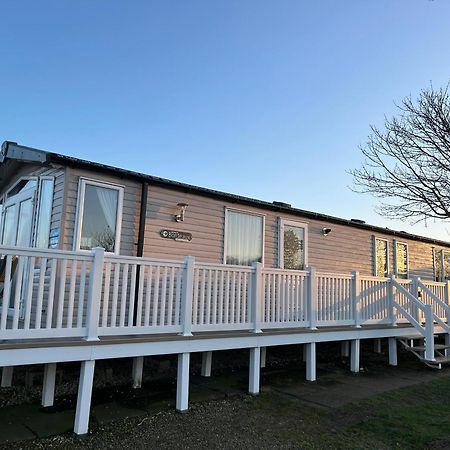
[[388, 275, 397, 326], [373, 338, 382, 354], [74, 360, 95, 435], [305, 342, 316, 381], [176, 352, 190, 412], [445, 334, 450, 358], [424, 305, 435, 361], [201, 351, 212, 377], [341, 341, 349, 358], [251, 262, 263, 333], [307, 267, 318, 330], [132, 356, 144, 389], [350, 339, 360, 373], [352, 271, 361, 328], [180, 256, 195, 337], [85, 247, 105, 342], [388, 338, 397, 366], [249, 347, 261, 395], [42, 363, 57, 407], [260, 347, 267, 368], [1, 366, 13, 387]]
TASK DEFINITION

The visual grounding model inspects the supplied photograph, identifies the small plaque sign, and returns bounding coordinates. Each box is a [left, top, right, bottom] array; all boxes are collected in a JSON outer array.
[[160, 229, 192, 242], [49, 228, 59, 249]]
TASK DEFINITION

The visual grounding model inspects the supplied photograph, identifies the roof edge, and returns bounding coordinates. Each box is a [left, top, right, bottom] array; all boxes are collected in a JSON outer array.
[[3, 141, 450, 249]]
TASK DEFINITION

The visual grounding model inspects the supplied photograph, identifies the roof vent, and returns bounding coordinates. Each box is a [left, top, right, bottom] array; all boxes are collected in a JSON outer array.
[[272, 201, 291, 208], [350, 218, 366, 224]]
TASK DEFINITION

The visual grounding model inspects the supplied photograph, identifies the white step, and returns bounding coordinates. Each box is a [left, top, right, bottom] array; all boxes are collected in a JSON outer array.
[[404, 344, 450, 352]]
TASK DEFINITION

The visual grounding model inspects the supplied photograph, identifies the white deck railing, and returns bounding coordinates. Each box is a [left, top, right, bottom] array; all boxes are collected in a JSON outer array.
[[0, 246, 448, 342]]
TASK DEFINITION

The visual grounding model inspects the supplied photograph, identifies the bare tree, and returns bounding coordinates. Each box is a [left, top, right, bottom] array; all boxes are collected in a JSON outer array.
[[351, 84, 450, 223]]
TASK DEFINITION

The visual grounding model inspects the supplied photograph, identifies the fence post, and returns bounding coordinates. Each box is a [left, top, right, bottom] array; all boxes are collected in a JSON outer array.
[[352, 271, 361, 328], [388, 274, 397, 326], [307, 267, 317, 330], [445, 281, 450, 326], [412, 276, 423, 323], [424, 304, 435, 361], [85, 247, 105, 341], [251, 262, 263, 333], [180, 256, 195, 337]]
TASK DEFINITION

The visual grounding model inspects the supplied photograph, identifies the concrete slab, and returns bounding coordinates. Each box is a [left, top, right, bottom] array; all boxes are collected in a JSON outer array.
[[92, 402, 147, 425], [25, 409, 75, 438], [0, 416, 35, 443], [190, 385, 224, 403], [0, 403, 74, 442]]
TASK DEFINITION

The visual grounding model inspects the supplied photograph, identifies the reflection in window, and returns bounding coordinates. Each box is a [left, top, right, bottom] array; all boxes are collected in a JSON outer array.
[[79, 182, 121, 253], [375, 238, 388, 277], [283, 225, 305, 270], [434, 249, 450, 281], [225, 210, 263, 266], [395, 242, 408, 279], [17, 199, 33, 246], [35, 179, 54, 248], [6, 179, 36, 199], [2, 204, 16, 246]]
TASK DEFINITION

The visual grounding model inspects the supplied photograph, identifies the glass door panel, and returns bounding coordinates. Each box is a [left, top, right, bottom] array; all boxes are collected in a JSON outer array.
[[17, 199, 33, 247], [2, 204, 18, 245]]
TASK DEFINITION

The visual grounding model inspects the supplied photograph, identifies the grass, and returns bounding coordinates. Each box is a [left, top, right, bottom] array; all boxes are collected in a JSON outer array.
[[252, 376, 450, 449]]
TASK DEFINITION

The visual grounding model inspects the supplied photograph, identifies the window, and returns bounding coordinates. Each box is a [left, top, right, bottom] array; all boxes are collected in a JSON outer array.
[[35, 178, 54, 248], [434, 249, 450, 281], [374, 237, 389, 277], [224, 208, 264, 266], [279, 219, 308, 270], [394, 241, 408, 279], [1, 176, 38, 247], [6, 178, 36, 199], [75, 179, 124, 253]]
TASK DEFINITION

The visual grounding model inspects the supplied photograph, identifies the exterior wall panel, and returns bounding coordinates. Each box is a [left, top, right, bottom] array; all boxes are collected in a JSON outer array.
[[143, 185, 443, 279]]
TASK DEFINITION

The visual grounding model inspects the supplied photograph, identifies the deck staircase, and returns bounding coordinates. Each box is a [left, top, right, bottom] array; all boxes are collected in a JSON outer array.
[[397, 334, 450, 369], [391, 277, 450, 369]]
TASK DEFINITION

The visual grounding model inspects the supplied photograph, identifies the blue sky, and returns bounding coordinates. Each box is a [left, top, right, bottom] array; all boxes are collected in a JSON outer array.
[[1, 0, 450, 240]]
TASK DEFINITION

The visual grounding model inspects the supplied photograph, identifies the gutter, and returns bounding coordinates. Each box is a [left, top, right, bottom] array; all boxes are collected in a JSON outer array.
[[133, 181, 149, 325]]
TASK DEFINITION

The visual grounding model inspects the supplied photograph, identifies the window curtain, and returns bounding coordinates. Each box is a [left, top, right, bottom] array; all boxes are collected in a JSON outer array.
[[95, 186, 118, 232], [225, 210, 263, 266]]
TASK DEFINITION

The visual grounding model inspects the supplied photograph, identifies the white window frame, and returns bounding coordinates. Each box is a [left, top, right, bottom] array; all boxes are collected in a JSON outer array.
[[393, 240, 409, 279], [374, 236, 389, 277], [1, 176, 38, 247], [434, 248, 450, 281], [278, 218, 308, 270], [223, 207, 265, 266], [74, 177, 124, 255], [5, 176, 38, 199], [32, 176, 55, 248]]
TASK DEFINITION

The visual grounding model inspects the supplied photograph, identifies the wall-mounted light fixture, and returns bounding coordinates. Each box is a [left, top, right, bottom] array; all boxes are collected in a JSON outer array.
[[322, 227, 332, 236], [175, 203, 188, 222]]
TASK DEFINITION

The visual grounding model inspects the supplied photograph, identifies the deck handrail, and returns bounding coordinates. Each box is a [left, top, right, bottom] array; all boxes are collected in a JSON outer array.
[[0, 245, 448, 345]]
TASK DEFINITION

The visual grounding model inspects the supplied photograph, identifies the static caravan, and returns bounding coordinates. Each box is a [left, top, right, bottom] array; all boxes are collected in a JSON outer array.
[[1, 141, 450, 435], [0, 141, 449, 279]]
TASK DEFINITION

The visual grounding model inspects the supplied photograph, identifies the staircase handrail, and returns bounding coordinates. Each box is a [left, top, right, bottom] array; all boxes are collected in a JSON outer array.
[[392, 279, 436, 361], [390, 279, 426, 336], [416, 279, 450, 334]]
